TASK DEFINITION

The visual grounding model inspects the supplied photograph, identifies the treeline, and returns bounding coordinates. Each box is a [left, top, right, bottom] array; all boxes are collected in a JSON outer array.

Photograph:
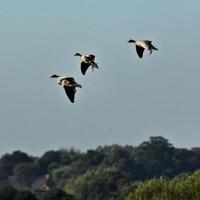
[[1, 171, 200, 200], [0, 186, 76, 200], [0, 136, 200, 199]]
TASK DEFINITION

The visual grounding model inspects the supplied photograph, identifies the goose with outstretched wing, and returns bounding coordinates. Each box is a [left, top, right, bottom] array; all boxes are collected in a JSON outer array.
[[128, 39, 158, 58], [50, 74, 82, 103]]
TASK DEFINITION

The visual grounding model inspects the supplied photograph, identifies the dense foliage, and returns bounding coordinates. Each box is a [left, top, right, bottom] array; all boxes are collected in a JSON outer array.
[[0, 136, 200, 199], [126, 170, 200, 200], [0, 186, 76, 200]]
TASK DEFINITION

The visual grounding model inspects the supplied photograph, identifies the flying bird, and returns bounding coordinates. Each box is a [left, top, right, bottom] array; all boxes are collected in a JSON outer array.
[[74, 53, 99, 75], [50, 74, 82, 103], [128, 39, 158, 58]]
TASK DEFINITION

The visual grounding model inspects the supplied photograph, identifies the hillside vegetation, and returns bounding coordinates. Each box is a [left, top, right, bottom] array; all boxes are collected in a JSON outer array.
[[0, 136, 200, 200]]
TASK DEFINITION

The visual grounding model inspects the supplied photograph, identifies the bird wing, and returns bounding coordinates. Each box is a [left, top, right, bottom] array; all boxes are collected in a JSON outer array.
[[81, 62, 90, 75], [150, 43, 158, 50], [63, 85, 76, 103], [147, 41, 158, 50], [91, 61, 98, 69], [136, 45, 145, 58]]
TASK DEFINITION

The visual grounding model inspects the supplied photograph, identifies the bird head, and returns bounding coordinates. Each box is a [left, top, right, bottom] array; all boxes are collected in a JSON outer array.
[[74, 53, 82, 57], [128, 39, 136, 43], [50, 74, 60, 78]]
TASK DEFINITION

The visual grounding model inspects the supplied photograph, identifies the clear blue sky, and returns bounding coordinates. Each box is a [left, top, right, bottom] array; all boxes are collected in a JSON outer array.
[[1, 0, 200, 156]]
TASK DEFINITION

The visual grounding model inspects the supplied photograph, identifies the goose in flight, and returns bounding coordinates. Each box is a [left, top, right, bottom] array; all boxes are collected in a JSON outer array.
[[74, 53, 99, 75], [50, 74, 82, 103], [128, 39, 158, 58]]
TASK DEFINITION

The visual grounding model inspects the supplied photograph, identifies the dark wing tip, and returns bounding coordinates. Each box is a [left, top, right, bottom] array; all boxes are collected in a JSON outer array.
[[63, 86, 75, 103], [81, 62, 90, 75], [136, 45, 144, 58]]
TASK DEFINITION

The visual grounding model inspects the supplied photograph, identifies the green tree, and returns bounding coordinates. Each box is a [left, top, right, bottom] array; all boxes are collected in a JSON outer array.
[[0, 151, 33, 179], [39, 151, 61, 173], [13, 162, 42, 186], [0, 185, 17, 200], [51, 166, 75, 188], [133, 136, 175, 177], [0, 167, 10, 183], [173, 148, 200, 173], [125, 170, 200, 200], [36, 189, 76, 200], [102, 145, 145, 180], [66, 167, 129, 200], [15, 190, 38, 200]]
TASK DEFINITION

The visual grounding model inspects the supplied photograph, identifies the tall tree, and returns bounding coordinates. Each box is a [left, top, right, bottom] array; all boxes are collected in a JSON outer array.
[[0, 151, 32, 178]]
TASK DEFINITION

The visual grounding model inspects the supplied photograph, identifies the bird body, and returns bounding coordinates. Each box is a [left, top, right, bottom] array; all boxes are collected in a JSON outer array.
[[128, 39, 158, 58], [135, 40, 151, 50], [50, 74, 82, 103], [74, 53, 98, 75]]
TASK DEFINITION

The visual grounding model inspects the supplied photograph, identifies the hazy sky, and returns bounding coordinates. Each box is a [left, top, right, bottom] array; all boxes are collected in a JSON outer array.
[[1, 0, 200, 156]]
